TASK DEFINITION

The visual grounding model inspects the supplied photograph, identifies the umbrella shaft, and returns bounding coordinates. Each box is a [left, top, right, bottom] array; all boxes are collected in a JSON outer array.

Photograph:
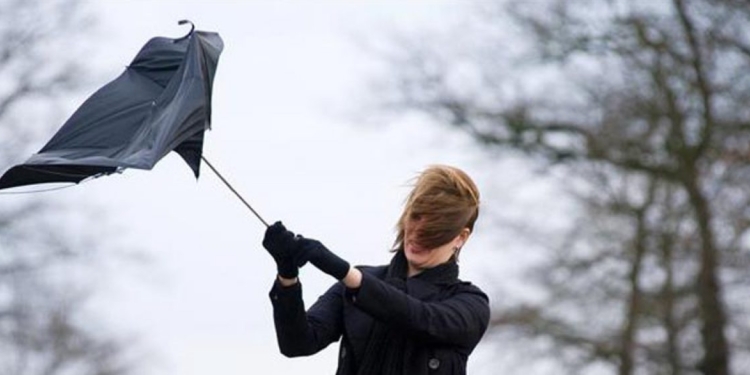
[[201, 156, 269, 227]]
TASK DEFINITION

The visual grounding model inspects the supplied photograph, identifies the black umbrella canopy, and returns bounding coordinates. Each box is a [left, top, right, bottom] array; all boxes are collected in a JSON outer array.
[[0, 24, 224, 190]]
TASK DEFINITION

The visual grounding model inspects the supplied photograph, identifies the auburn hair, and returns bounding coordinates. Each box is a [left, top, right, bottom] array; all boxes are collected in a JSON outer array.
[[393, 165, 480, 252]]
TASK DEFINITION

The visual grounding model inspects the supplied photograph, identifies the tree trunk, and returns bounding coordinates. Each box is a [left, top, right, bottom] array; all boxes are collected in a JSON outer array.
[[661, 229, 682, 375], [684, 173, 730, 375], [619, 207, 648, 375]]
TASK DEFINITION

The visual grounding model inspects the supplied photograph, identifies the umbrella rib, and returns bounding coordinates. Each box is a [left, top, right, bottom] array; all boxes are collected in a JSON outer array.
[[201, 155, 269, 227]]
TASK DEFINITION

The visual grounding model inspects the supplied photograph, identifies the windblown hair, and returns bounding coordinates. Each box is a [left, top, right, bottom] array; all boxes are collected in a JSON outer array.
[[393, 165, 480, 252]]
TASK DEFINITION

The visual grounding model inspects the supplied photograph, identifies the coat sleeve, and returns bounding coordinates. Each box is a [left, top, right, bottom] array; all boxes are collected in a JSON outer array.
[[269, 279, 344, 357], [349, 272, 490, 350]]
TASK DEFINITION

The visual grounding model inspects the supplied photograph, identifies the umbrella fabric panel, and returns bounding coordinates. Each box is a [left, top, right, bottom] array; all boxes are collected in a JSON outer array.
[[38, 69, 163, 163], [0, 165, 116, 189]]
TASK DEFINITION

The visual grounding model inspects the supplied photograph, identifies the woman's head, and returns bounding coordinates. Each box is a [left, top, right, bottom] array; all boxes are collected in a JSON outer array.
[[395, 165, 480, 271]]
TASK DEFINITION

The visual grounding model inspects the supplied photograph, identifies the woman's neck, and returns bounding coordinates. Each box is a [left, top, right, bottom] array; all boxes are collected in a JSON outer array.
[[407, 265, 422, 277]]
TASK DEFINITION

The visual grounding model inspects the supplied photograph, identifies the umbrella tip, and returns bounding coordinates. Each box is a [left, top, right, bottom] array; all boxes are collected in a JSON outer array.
[[176, 20, 195, 40]]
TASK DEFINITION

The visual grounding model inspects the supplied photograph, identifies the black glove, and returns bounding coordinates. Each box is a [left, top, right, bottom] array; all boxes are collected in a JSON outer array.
[[262, 221, 303, 279], [296, 238, 350, 280]]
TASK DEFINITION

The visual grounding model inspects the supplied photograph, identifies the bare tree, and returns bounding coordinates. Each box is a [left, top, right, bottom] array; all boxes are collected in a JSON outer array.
[[378, 0, 750, 374], [0, 0, 139, 374]]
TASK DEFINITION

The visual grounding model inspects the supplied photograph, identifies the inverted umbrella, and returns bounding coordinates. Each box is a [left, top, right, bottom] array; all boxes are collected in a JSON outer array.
[[0, 21, 268, 226]]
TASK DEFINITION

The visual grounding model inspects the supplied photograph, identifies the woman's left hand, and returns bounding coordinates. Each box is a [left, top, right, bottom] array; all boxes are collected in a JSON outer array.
[[296, 237, 352, 281]]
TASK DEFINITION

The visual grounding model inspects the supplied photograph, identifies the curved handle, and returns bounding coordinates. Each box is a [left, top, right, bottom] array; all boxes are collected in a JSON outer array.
[[175, 19, 195, 41]]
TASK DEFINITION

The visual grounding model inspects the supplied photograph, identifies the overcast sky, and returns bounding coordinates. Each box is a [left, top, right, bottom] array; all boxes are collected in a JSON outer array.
[[30, 2, 567, 374]]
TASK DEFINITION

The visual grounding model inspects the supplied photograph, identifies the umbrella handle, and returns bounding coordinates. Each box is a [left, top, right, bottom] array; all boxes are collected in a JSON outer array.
[[201, 155, 269, 228], [176, 20, 195, 40]]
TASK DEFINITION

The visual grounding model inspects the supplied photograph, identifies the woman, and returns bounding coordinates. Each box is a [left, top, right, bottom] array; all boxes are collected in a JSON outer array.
[[263, 165, 490, 375]]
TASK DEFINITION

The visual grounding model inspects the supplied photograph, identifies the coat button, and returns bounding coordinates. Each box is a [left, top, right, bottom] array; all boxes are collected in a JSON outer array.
[[428, 358, 440, 370], [341, 346, 347, 359]]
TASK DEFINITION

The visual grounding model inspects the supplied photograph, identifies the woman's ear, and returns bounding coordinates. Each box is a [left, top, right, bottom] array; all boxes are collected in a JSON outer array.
[[456, 228, 471, 248]]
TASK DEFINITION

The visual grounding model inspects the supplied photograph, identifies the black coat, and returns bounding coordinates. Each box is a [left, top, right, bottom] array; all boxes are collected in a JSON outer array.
[[269, 259, 490, 375]]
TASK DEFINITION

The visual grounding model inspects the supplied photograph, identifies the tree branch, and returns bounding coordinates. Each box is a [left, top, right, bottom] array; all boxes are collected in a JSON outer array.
[[673, 0, 716, 158]]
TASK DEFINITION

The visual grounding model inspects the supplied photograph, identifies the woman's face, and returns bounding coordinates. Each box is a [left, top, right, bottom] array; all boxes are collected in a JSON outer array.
[[403, 216, 468, 276]]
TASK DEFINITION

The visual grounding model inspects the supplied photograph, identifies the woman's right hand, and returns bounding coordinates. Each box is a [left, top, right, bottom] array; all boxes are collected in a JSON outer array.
[[262, 221, 302, 279]]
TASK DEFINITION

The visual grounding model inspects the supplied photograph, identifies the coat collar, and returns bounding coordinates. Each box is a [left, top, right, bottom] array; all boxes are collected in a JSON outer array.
[[387, 250, 459, 300]]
